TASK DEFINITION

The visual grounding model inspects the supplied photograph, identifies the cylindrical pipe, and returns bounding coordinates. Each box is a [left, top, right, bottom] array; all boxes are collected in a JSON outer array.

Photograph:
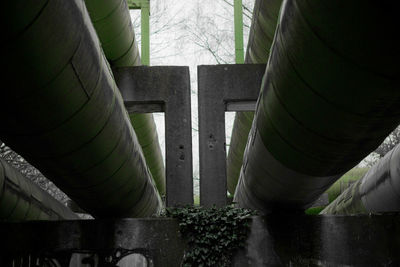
[[0, 159, 77, 221], [227, 0, 283, 194], [84, 0, 166, 195], [234, 0, 400, 213], [321, 144, 400, 215], [1, 0, 161, 218]]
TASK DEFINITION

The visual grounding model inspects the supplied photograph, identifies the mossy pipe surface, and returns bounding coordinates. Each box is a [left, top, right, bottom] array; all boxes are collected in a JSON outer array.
[[321, 144, 400, 215], [84, 0, 166, 195], [0, 159, 78, 221], [234, 0, 400, 213], [0, 0, 161, 218], [227, 0, 283, 194]]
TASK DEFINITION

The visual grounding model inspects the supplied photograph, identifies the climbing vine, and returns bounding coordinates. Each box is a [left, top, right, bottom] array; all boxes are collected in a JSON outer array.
[[164, 205, 256, 266]]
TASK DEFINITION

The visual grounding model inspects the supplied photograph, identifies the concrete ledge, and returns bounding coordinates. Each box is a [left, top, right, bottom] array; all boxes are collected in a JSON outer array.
[[0, 218, 186, 266], [1, 214, 399, 266], [234, 213, 400, 266]]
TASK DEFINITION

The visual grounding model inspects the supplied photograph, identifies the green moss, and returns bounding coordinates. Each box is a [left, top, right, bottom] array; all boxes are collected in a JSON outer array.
[[305, 206, 325, 215], [305, 167, 369, 215], [326, 167, 369, 203], [194, 195, 200, 206]]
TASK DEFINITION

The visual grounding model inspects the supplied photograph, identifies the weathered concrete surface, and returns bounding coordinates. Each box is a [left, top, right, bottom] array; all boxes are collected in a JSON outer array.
[[197, 64, 266, 207], [0, 218, 186, 266], [114, 66, 193, 207], [233, 214, 400, 266], [1, 215, 399, 266]]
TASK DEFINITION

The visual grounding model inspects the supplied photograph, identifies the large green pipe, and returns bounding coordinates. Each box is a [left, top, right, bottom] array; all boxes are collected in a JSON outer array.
[[227, 0, 283, 194], [234, 0, 400, 213], [321, 144, 400, 215], [0, 0, 161, 217], [84, 0, 166, 195], [0, 159, 77, 221]]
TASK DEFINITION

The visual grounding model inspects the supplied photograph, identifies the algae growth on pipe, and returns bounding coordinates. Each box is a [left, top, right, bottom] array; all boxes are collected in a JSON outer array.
[[0, 159, 78, 221], [321, 144, 400, 215], [227, 0, 283, 194], [1, 0, 161, 218], [84, 0, 166, 195], [234, 0, 400, 213]]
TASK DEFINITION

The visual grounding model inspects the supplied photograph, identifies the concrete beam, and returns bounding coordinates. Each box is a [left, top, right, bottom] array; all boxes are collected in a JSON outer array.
[[198, 64, 266, 207], [113, 66, 193, 207]]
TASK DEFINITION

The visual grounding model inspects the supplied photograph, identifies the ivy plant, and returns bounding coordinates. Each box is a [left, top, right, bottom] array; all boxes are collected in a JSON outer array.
[[163, 205, 257, 266]]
